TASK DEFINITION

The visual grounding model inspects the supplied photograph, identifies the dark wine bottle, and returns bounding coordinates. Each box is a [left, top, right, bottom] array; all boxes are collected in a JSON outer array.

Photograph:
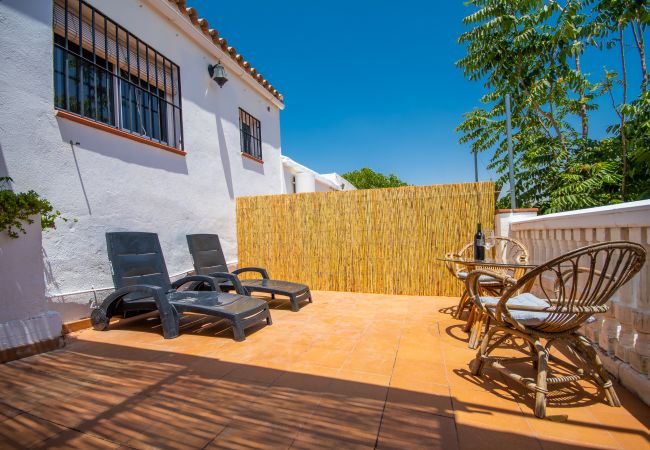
[[474, 223, 485, 261]]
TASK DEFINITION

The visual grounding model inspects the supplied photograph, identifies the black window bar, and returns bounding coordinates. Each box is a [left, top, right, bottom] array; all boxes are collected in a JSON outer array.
[[52, 0, 184, 151], [239, 108, 262, 160]]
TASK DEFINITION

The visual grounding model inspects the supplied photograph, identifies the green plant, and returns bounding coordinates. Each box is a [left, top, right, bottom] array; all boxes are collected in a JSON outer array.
[[341, 168, 409, 189], [0, 177, 67, 238]]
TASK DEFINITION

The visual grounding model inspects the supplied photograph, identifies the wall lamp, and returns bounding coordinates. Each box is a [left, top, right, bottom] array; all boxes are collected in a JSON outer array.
[[208, 61, 228, 87]]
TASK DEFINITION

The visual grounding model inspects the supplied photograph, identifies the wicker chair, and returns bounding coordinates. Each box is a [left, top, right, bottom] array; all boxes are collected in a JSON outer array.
[[460, 237, 529, 348], [466, 241, 646, 418], [445, 243, 500, 320]]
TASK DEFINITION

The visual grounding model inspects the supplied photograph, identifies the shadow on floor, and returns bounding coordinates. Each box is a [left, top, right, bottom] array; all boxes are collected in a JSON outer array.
[[0, 313, 648, 449]]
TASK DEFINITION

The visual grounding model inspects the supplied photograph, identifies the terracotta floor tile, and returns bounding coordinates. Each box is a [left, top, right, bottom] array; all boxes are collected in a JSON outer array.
[[0, 413, 66, 448], [456, 422, 540, 450], [341, 353, 396, 376], [386, 385, 454, 417], [376, 405, 458, 449], [451, 382, 526, 424], [295, 347, 350, 369], [221, 364, 284, 386], [0, 402, 22, 422], [207, 424, 295, 449], [522, 409, 623, 449], [391, 362, 449, 388], [290, 434, 375, 450], [1, 292, 648, 450], [538, 437, 625, 449], [294, 403, 382, 449], [31, 429, 121, 449]]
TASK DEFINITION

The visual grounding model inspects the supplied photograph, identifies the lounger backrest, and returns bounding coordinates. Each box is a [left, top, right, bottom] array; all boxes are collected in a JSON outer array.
[[186, 234, 228, 275], [106, 232, 172, 299]]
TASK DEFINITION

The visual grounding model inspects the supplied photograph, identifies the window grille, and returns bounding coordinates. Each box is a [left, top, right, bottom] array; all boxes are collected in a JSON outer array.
[[239, 108, 262, 160], [53, 0, 184, 150]]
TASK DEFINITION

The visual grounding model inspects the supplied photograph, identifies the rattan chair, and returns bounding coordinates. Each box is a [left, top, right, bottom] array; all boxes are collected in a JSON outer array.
[[458, 237, 529, 348], [445, 243, 501, 320], [466, 241, 646, 418]]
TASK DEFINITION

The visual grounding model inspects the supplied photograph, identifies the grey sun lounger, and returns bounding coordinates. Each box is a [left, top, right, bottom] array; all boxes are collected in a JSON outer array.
[[90, 232, 271, 341], [186, 234, 312, 312]]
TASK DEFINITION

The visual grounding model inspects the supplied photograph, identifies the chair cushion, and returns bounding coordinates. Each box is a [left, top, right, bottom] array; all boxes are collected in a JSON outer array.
[[457, 271, 502, 285], [477, 293, 597, 327], [477, 293, 552, 326]]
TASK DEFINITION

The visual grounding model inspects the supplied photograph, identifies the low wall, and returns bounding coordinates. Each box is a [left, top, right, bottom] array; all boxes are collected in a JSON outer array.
[[509, 200, 650, 404], [0, 217, 63, 361]]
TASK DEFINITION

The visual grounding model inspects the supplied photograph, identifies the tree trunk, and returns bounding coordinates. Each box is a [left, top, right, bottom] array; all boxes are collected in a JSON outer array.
[[638, 21, 647, 92], [631, 20, 647, 92], [575, 53, 589, 139], [619, 26, 628, 202]]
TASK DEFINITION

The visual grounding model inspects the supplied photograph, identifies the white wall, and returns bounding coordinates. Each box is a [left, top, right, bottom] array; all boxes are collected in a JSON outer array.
[[0, 0, 284, 321], [315, 179, 334, 192], [0, 217, 62, 350]]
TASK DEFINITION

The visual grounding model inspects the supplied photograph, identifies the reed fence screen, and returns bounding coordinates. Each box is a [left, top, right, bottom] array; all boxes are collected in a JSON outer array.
[[236, 182, 495, 296]]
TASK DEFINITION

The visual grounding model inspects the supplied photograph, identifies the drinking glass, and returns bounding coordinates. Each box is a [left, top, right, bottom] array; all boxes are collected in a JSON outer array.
[[484, 230, 496, 257]]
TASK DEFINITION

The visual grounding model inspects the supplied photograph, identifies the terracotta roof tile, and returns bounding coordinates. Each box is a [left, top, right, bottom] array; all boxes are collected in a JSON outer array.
[[167, 0, 283, 102]]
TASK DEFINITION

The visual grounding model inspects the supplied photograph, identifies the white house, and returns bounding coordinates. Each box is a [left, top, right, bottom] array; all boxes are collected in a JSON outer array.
[[281, 156, 356, 194], [0, 0, 318, 333]]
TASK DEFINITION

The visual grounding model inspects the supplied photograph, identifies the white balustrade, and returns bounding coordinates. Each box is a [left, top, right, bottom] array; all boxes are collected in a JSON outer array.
[[500, 200, 650, 404]]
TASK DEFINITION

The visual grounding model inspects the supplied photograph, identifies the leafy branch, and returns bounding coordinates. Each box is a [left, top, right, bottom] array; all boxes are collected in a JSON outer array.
[[0, 177, 68, 238]]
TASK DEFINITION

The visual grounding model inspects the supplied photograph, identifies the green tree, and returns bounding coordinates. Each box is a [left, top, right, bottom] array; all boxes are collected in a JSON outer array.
[[456, 0, 649, 213], [341, 168, 408, 189]]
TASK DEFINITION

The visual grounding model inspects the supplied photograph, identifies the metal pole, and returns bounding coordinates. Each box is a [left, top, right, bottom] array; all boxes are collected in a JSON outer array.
[[473, 150, 478, 182], [505, 93, 516, 209]]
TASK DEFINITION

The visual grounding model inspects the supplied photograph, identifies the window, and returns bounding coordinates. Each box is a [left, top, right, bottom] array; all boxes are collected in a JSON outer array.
[[53, 0, 183, 150], [239, 108, 262, 160]]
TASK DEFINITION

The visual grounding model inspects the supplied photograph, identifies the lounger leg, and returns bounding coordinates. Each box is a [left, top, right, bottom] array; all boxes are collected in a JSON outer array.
[[534, 339, 549, 419], [160, 307, 180, 339], [271, 293, 276, 300], [232, 320, 246, 342], [289, 294, 300, 312], [90, 309, 110, 331], [308, 293, 313, 303], [266, 308, 273, 325]]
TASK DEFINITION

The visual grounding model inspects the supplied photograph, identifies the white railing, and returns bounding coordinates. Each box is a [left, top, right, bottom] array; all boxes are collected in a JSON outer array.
[[505, 200, 650, 403]]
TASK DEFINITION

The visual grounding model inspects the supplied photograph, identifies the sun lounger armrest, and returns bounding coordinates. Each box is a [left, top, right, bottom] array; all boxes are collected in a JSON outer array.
[[232, 267, 269, 279], [171, 275, 218, 291], [91, 285, 180, 339], [208, 272, 247, 295]]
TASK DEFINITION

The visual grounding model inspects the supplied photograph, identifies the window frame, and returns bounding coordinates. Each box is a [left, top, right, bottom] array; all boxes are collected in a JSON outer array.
[[52, 0, 184, 151], [239, 108, 262, 161]]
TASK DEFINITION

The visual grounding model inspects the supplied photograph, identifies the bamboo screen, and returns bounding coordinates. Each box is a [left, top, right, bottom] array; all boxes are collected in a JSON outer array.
[[236, 182, 495, 296]]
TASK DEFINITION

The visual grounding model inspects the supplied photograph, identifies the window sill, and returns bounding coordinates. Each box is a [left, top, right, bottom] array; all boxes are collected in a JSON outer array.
[[54, 109, 187, 156], [241, 152, 264, 164]]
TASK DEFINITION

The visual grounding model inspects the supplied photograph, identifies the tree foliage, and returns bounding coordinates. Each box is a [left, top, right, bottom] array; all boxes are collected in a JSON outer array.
[[457, 0, 649, 213], [341, 168, 409, 190], [0, 177, 66, 238]]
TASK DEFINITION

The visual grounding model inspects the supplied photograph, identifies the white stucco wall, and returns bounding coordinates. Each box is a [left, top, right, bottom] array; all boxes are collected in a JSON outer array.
[[0, 217, 62, 350], [281, 156, 350, 194], [282, 166, 295, 194], [0, 0, 284, 321]]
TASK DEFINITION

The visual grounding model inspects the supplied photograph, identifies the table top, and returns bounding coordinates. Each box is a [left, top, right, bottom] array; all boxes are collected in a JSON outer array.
[[437, 255, 539, 269]]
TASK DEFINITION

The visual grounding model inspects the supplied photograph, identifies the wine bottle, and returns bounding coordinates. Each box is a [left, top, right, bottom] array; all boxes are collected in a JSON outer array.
[[474, 223, 485, 261]]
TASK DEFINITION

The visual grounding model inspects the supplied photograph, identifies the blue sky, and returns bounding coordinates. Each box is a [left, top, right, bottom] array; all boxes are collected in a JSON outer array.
[[189, 0, 641, 186]]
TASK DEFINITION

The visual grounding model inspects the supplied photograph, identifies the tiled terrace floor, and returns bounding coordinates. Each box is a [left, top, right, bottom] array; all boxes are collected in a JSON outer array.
[[1, 291, 649, 449]]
